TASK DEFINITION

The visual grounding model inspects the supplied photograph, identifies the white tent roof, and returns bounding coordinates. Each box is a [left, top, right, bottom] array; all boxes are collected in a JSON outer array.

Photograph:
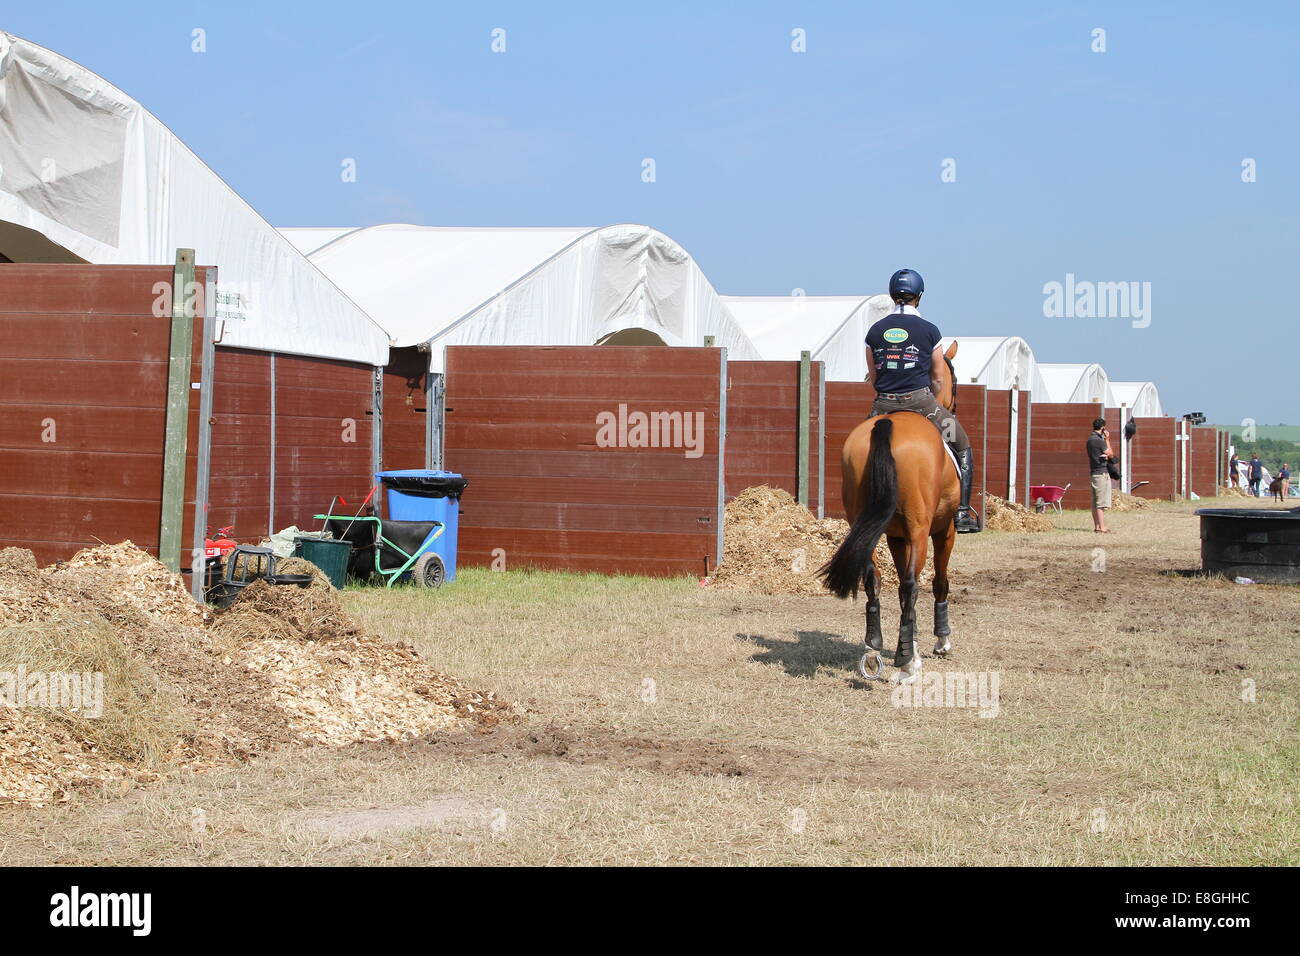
[[940, 335, 1050, 395], [722, 294, 893, 381], [1037, 363, 1115, 405], [724, 297, 1054, 395], [1109, 381, 1163, 417], [0, 31, 389, 365], [721, 295, 872, 359], [282, 223, 760, 370]]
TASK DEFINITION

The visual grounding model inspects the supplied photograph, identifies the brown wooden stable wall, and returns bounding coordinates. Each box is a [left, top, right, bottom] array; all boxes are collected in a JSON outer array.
[[1130, 417, 1177, 498], [985, 389, 1030, 503], [822, 382, 871, 520], [1027, 403, 1104, 510], [1189, 426, 1218, 498], [957, 384, 988, 509], [0, 265, 206, 566], [203, 349, 376, 538], [723, 360, 821, 511], [0, 264, 378, 569], [820, 382, 987, 521], [381, 345, 428, 471], [443, 346, 722, 577]]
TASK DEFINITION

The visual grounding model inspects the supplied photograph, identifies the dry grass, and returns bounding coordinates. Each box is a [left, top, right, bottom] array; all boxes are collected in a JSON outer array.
[[1, 497, 1295, 865]]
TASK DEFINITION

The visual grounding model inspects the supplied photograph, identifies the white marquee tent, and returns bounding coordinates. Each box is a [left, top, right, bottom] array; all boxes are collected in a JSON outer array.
[[0, 31, 389, 364], [724, 297, 1056, 396], [1037, 363, 1116, 405], [282, 223, 760, 370], [941, 335, 1050, 395], [721, 294, 891, 381], [1108, 381, 1163, 417]]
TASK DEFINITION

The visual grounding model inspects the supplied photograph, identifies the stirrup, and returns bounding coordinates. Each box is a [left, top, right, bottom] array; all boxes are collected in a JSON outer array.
[[955, 507, 982, 533]]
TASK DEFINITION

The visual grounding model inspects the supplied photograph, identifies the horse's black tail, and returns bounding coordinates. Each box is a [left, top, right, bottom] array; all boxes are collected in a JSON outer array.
[[819, 418, 898, 599]]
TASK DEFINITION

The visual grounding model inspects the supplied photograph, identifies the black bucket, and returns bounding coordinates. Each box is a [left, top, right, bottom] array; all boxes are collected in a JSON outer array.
[[1195, 507, 1300, 582]]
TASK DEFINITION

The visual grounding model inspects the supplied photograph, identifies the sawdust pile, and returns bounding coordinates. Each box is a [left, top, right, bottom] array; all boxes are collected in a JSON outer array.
[[708, 486, 932, 595], [1110, 491, 1151, 512], [1, 542, 512, 808], [983, 495, 1054, 532], [273, 556, 335, 590]]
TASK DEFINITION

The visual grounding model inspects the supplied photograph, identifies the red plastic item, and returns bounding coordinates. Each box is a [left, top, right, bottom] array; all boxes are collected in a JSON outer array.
[[204, 526, 238, 559]]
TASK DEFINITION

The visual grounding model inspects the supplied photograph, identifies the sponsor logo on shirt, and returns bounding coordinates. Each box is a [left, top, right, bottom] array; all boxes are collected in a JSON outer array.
[[883, 328, 909, 343]]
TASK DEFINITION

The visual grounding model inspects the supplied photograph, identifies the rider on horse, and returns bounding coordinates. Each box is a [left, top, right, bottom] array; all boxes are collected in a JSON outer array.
[[864, 268, 982, 533]]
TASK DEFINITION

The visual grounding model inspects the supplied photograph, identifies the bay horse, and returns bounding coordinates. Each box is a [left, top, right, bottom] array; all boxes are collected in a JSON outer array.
[[819, 341, 962, 683]]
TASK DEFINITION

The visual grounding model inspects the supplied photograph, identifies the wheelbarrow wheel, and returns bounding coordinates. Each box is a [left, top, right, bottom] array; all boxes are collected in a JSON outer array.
[[412, 552, 445, 589]]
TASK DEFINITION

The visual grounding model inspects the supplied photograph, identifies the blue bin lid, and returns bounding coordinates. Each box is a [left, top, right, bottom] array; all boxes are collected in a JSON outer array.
[[375, 470, 467, 496], [376, 469, 462, 479]]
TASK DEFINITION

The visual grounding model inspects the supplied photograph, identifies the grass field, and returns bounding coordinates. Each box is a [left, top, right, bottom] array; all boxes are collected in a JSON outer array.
[[2, 497, 1296, 865]]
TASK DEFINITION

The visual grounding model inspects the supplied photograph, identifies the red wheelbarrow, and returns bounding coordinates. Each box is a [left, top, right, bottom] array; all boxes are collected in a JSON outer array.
[[1030, 484, 1071, 513]]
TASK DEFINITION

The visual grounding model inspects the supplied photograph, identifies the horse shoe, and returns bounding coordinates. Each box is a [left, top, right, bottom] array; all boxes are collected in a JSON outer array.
[[858, 651, 885, 681]]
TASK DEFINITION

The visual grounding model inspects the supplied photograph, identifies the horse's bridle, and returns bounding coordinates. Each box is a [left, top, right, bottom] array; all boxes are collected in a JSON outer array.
[[943, 355, 957, 414]]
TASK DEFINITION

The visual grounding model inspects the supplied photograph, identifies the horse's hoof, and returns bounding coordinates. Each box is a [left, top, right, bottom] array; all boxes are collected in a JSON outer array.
[[933, 638, 952, 656], [858, 652, 885, 681]]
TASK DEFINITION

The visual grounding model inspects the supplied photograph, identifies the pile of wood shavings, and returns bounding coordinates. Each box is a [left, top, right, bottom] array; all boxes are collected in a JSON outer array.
[[984, 495, 1054, 532], [0, 705, 155, 808], [213, 579, 513, 746], [708, 486, 932, 595], [47, 541, 209, 627], [1110, 491, 1151, 512], [0, 544, 513, 808]]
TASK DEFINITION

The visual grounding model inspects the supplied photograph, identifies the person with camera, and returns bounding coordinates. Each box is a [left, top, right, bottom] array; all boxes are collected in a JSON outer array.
[[1086, 418, 1115, 533]]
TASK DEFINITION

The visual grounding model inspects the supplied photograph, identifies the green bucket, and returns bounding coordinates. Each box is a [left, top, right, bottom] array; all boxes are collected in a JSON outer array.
[[292, 536, 351, 590]]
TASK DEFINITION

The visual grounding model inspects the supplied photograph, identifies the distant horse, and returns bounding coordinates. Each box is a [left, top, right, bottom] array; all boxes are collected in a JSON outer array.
[[820, 341, 962, 683], [1268, 477, 1284, 503]]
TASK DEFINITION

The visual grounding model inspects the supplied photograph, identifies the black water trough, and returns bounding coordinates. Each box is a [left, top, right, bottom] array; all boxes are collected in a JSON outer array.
[[1195, 507, 1300, 582]]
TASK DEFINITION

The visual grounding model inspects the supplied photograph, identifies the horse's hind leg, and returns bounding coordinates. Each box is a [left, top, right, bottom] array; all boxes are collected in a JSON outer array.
[[855, 550, 886, 680], [864, 552, 883, 652], [887, 531, 926, 683], [931, 524, 955, 656]]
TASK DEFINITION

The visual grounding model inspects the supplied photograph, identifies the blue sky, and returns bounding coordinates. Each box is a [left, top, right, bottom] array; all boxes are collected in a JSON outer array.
[[8, 1, 1298, 424]]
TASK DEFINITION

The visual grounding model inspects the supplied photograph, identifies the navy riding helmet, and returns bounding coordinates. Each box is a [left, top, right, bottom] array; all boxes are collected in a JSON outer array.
[[889, 268, 924, 300]]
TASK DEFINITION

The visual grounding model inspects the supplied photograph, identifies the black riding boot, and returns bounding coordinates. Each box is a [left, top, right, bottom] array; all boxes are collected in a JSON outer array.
[[955, 447, 981, 533]]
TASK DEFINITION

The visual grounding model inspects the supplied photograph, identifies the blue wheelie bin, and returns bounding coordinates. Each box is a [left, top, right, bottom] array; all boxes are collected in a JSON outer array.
[[374, 470, 468, 581]]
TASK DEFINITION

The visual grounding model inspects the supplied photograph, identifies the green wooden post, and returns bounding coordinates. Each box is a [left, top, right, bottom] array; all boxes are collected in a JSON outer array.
[[159, 248, 196, 572], [797, 350, 810, 507]]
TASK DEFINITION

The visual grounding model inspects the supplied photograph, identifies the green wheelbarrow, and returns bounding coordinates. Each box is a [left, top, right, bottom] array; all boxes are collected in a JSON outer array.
[[314, 513, 446, 588]]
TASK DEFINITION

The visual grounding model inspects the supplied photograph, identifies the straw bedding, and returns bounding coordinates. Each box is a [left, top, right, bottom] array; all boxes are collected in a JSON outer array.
[[0, 542, 511, 808]]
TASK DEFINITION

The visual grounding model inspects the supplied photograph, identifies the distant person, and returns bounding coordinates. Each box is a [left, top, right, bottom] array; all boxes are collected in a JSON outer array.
[[1227, 452, 1240, 491], [1279, 463, 1291, 500], [1086, 418, 1113, 533], [1248, 454, 1264, 497]]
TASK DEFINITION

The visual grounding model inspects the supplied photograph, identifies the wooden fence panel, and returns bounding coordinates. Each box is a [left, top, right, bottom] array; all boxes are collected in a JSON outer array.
[[724, 360, 822, 509], [1027, 403, 1105, 510], [443, 346, 723, 576], [0, 265, 205, 565]]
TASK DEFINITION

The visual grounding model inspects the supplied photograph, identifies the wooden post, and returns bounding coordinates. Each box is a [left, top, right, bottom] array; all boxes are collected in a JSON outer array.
[[159, 249, 196, 572], [797, 350, 810, 507]]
